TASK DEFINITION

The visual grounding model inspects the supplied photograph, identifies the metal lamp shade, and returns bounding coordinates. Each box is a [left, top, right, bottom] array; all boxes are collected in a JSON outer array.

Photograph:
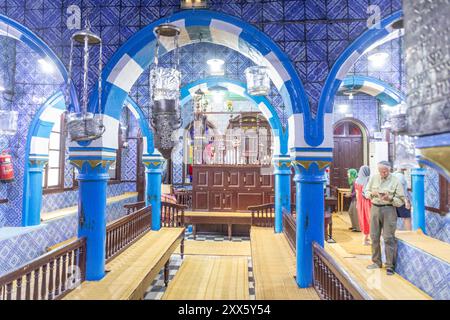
[[0, 110, 18, 135], [150, 67, 181, 101], [151, 99, 181, 159], [245, 66, 270, 96], [66, 112, 105, 142]]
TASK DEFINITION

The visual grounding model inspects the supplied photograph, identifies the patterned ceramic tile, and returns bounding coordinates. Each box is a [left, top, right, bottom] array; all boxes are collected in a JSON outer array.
[[396, 239, 450, 300]]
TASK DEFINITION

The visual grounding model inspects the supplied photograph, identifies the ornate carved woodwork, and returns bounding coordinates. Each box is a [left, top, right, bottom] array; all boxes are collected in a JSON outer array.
[[192, 165, 295, 212]]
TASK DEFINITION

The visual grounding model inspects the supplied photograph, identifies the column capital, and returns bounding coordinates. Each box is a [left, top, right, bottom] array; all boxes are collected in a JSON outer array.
[[70, 159, 115, 179], [272, 155, 292, 175], [143, 153, 165, 173], [292, 159, 330, 182], [28, 157, 48, 170]]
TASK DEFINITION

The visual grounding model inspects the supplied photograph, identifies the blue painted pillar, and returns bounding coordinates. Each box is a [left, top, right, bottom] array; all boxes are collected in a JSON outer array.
[[72, 159, 112, 281], [143, 154, 165, 231], [293, 161, 328, 288], [273, 156, 292, 233], [411, 167, 426, 234], [22, 159, 47, 226]]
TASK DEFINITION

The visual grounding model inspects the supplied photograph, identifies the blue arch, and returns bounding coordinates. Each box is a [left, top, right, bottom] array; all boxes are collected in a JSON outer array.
[[180, 77, 289, 155], [340, 75, 406, 106], [123, 96, 154, 155], [88, 9, 309, 153], [309, 10, 403, 147], [0, 14, 79, 111], [22, 91, 66, 226]]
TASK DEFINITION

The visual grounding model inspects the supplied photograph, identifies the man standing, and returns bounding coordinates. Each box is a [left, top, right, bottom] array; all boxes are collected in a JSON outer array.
[[365, 161, 405, 275]]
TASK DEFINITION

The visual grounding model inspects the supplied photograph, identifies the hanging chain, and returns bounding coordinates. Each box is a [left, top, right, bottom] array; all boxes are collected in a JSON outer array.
[[66, 35, 74, 112]]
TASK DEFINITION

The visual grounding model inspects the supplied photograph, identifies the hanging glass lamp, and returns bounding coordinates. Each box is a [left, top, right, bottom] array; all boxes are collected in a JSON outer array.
[[66, 19, 105, 142], [245, 66, 270, 96], [150, 24, 182, 160]]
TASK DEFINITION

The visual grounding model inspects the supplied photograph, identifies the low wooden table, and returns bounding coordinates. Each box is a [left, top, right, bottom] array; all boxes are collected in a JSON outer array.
[[337, 188, 351, 213], [184, 211, 252, 240]]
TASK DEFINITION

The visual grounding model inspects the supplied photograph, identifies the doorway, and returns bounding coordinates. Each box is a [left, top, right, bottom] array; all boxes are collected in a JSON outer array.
[[330, 119, 367, 188]]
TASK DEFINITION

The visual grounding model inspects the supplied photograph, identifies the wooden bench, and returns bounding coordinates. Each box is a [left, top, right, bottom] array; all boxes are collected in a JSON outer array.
[[184, 211, 252, 240], [63, 204, 186, 300], [250, 227, 319, 300], [63, 227, 185, 300]]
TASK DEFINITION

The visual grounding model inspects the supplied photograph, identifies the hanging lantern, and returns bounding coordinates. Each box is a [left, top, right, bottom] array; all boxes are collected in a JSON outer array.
[[66, 19, 105, 142], [150, 24, 182, 160], [245, 66, 270, 96]]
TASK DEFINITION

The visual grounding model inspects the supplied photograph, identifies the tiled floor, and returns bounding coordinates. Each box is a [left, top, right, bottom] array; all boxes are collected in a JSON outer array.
[[144, 234, 255, 300]]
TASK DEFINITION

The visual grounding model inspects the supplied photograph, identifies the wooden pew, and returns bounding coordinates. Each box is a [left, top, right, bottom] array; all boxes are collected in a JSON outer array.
[[63, 204, 186, 300]]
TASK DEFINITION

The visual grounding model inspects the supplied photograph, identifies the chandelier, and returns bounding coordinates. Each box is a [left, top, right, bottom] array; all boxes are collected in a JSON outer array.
[[150, 24, 182, 160], [66, 19, 105, 142]]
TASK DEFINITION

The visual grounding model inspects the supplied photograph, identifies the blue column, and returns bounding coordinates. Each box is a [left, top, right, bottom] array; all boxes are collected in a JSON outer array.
[[273, 156, 292, 233], [72, 159, 112, 281], [293, 160, 328, 288], [143, 154, 165, 231], [411, 167, 426, 234], [22, 159, 47, 226]]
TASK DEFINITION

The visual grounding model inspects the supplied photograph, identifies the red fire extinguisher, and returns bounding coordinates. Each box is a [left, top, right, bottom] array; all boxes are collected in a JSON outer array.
[[0, 151, 14, 182]]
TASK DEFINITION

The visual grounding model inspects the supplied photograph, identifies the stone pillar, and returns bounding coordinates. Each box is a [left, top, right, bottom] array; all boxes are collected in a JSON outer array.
[[143, 154, 165, 231], [411, 167, 426, 233], [71, 159, 113, 281], [273, 155, 292, 233], [292, 160, 328, 288], [22, 159, 47, 226]]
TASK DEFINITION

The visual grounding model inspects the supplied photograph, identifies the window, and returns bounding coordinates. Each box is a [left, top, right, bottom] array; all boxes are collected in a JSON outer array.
[[43, 114, 65, 192]]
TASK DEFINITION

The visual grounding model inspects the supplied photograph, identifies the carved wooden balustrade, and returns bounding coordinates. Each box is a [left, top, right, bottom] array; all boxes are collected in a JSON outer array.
[[312, 242, 371, 300], [0, 238, 86, 300], [174, 190, 192, 209], [248, 203, 275, 228], [106, 206, 151, 263], [124, 201, 146, 215], [161, 201, 186, 227]]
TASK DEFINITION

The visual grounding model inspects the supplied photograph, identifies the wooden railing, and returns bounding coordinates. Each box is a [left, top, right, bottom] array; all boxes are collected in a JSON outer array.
[[174, 190, 192, 209], [161, 201, 186, 227], [282, 211, 296, 252], [249, 203, 275, 227], [124, 201, 145, 215], [106, 206, 151, 263], [0, 238, 86, 300], [312, 242, 371, 300]]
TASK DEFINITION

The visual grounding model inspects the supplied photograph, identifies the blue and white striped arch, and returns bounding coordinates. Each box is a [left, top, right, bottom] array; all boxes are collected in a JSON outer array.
[[0, 14, 79, 111], [22, 91, 155, 225], [339, 75, 406, 106], [293, 10, 404, 162], [180, 77, 289, 156], [88, 9, 309, 161]]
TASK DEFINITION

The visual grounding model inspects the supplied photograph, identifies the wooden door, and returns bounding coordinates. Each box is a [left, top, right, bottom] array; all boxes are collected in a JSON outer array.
[[331, 121, 364, 188]]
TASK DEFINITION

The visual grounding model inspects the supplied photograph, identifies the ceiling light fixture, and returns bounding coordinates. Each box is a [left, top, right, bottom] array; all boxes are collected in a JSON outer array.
[[38, 58, 55, 74], [367, 51, 389, 69], [207, 58, 225, 76]]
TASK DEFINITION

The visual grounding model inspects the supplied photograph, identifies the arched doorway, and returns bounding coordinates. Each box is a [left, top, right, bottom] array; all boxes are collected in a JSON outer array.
[[330, 118, 368, 188]]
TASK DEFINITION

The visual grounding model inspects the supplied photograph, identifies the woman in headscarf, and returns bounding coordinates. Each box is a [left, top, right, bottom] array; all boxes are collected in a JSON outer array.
[[345, 169, 360, 232], [355, 165, 372, 245]]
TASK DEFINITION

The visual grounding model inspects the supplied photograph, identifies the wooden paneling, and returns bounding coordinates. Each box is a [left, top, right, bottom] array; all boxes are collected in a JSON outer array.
[[192, 165, 295, 212]]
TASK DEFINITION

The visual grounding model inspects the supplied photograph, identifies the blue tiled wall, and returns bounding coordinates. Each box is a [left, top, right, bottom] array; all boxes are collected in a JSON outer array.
[[424, 167, 450, 244], [0, 1, 406, 227], [396, 239, 450, 300]]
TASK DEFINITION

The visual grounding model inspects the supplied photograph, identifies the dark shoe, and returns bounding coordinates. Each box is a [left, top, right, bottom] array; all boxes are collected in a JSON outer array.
[[386, 268, 395, 276], [351, 229, 361, 233], [367, 263, 382, 270], [348, 227, 355, 231]]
